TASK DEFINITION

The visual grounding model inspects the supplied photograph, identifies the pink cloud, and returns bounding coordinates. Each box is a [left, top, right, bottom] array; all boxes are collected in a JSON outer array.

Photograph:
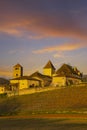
[[33, 43, 87, 54], [0, 67, 12, 78], [0, 11, 87, 39]]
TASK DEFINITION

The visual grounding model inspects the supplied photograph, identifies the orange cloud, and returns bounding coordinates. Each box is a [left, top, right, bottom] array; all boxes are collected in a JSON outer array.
[[33, 43, 87, 54], [0, 0, 87, 40], [0, 68, 12, 78], [0, 11, 87, 39]]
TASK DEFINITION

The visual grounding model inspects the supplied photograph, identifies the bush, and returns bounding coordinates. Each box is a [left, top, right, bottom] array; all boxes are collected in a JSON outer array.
[[0, 93, 7, 98]]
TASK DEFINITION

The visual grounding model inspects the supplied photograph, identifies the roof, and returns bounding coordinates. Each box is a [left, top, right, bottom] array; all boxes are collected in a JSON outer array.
[[56, 64, 73, 75], [0, 85, 5, 88], [9, 83, 19, 86], [10, 76, 41, 81], [43, 60, 55, 70], [0, 78, 9, 85], [13, 63, 23, 68], [56, 63, 82, 78], [30, 71, 52, 80]]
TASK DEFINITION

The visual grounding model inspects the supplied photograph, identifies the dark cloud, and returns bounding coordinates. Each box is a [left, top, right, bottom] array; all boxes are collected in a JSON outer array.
[[1, 0, 87, 14], [0, 0, 87, 39]]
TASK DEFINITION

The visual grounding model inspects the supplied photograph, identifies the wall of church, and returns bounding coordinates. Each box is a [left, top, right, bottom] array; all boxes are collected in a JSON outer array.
[[52, 76, 81, 87], [19, 80, 40, 89], [66, 77, 81, 85], [13, 66, 23, 78], [43, 68, 52, 76], [52, 76, 66, 87], [19, 80, 29, 89], [10, 79, 40, 90], [10, 79, 19, 84], [0, 86, 5, 94]]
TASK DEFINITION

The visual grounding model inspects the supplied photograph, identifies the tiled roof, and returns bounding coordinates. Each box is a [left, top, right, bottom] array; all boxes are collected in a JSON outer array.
[[13, 63, 22, 68], [56, 64, 73, 75], [30, 71, 52, 80], [43, 60, 55, 70], [56, 64, 82, 78], [11, 76, 41, 81]]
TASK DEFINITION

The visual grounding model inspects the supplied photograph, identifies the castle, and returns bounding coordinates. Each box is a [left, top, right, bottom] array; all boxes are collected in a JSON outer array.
[[10, 60, 82, 91]]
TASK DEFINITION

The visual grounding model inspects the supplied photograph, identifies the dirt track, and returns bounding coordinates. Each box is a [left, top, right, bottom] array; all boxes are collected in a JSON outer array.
[[0, 114, 87, 119], [0, 114, 87, 130]]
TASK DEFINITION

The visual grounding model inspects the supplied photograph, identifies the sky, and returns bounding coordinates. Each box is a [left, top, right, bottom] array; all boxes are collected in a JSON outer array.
[[0, 0, 87, 78]]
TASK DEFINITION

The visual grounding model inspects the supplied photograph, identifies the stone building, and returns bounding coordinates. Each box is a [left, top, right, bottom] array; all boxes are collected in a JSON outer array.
[[52, 63, 82, 87], [30, 71, 52, 87], [10, 64, 41, 91], [43, 60, 56, 77], [13, 63, 23, 78]]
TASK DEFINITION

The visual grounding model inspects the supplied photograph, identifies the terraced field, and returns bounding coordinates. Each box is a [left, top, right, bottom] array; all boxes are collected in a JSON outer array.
[[0, 85, 87, 129], [0, 117, 87, 130], [0, 85, 87, 115]]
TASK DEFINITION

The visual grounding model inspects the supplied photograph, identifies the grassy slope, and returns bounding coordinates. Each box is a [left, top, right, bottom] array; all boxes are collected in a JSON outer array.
[[0, 118, 87, 130], [0, 86, 87, 116]]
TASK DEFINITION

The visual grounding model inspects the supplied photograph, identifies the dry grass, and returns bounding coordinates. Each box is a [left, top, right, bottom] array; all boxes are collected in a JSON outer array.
[[0, 118, 87, 130], [0, 85, 87, 115]]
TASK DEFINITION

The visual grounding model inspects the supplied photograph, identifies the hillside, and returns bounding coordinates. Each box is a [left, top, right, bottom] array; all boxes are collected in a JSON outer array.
[[0, 78, 9, 85], [0, 86, 87, 116]]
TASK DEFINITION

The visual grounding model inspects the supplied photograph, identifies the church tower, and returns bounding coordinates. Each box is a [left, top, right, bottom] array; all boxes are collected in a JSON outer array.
[[13, 63, 23, 78], [43, 60, 56, 77]]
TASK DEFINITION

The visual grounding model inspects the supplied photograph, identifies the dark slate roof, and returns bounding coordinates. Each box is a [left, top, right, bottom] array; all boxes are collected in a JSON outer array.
[[13, 63, 23, 68], [43, 60, 55, 70], [56, 64, 73, 75], [0, 78, 9, 85], [56, 64, 82, 78], [30, 71, 52, 80]]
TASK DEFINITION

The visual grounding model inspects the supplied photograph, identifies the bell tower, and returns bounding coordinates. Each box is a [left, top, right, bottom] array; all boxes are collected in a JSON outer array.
[[13, 63, 23, 78]]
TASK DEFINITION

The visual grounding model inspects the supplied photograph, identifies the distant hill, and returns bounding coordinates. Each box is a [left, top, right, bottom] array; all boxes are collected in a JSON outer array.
[[82, 75, 87, 82], [0, 86, 87, 116], [0, 78, 9, 85]]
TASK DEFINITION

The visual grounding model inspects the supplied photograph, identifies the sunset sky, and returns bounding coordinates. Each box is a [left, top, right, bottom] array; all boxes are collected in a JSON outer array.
[[0, 0, 87, 78]]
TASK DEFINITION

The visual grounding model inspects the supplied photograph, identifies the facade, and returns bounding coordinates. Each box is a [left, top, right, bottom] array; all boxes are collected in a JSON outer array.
[[10, 64, 41, 91], [10, 76, 41, 90], [30, 71, 52, 87], [13, 63, 23, 78], [10, 62, 83, 92], [0, 85, 5, 94], [43, 60, 56, 77], [52, 64, 82, 87], [52, 76, 66, 87]]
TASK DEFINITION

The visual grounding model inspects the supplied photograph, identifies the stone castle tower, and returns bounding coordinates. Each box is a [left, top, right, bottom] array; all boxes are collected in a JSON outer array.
[[43, 60, 56, 77], [13, 63, 23, 78]]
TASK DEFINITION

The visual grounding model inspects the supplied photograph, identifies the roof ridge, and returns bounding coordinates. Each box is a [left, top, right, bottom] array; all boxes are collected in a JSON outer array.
[[43, 60, 55, 69], [13, 63, 22, 68], [56, 63, 81, 77]]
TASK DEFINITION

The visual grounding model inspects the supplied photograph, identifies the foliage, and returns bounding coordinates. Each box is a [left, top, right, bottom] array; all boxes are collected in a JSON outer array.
[[0, 93, 7, 98]]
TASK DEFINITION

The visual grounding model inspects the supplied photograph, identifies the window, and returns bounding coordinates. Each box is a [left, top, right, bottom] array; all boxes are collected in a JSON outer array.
[[16, 74, 18, 76], [15, 68, 19, 70]]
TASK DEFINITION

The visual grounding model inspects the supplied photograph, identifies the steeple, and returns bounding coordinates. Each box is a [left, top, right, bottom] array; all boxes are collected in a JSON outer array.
[[43, 60, 55, 69], [43, 60, 55, 76]]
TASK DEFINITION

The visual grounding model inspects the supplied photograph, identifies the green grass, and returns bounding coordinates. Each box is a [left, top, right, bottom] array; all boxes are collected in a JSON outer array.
[[0, 86, 87, 116]]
